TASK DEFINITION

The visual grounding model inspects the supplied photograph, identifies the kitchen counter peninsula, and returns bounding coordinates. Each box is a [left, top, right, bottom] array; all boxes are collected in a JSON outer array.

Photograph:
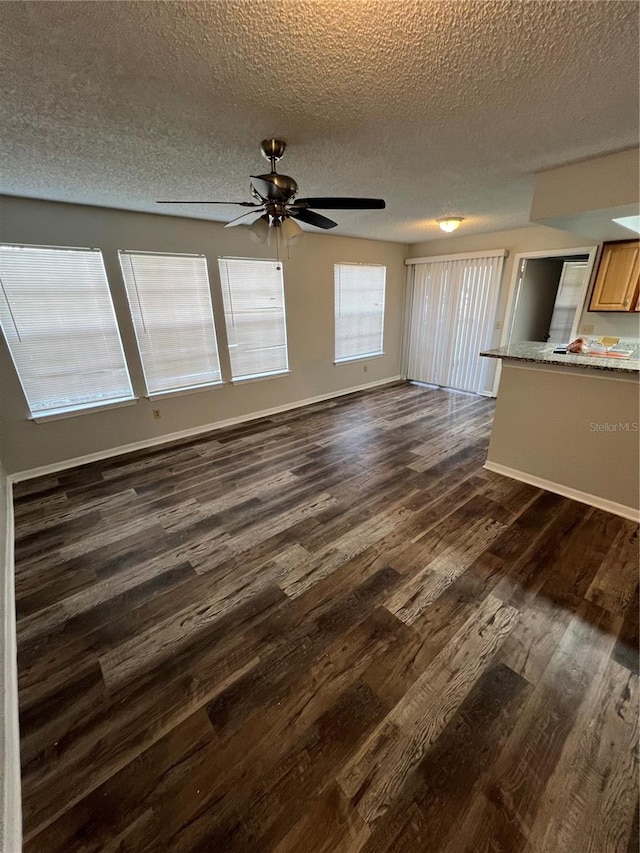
[[481, 341, 640, 374], [480, 341, 640, 520]]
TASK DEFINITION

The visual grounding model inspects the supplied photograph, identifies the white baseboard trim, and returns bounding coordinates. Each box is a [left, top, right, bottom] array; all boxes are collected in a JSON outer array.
[[2, 478, 22, 853], [10, 376, 403, 483], [484, 460, 640, 522]]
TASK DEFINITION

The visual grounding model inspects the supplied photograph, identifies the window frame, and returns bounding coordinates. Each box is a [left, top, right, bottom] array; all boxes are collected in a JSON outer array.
[[118, 249, 224, 398], [217, 257, 290, 383], [333, 262, 387, 364], [0, 242, 136, 421]]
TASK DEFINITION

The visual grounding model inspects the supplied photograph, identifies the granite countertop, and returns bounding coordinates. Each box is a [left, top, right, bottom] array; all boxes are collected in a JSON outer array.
[[480, 341, 640, 374]]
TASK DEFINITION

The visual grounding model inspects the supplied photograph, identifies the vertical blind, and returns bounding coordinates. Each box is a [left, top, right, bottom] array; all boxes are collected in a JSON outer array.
[[0, 244, 133, 416], [218, 258, 288, 381], [406, 253, 505, 395], [119, 251, 222, 394], [334, 263, 386, 361]]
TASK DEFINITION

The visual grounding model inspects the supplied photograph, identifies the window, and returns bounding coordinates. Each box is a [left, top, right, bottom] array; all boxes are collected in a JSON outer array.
[[0, 244, 133, 418], [119, 251, 222, 395], [334, 263, 386, 362], [217, 258, 289, 381]]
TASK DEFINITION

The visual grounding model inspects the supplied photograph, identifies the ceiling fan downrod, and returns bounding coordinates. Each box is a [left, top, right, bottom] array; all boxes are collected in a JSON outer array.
[[260, 138, 287, 173]]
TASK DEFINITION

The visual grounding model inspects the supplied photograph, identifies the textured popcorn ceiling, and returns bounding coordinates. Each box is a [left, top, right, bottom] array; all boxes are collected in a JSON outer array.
[[1, 0, 638, 242]]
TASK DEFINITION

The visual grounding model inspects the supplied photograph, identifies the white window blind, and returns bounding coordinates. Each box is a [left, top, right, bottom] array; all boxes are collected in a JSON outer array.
[[334, 263, 386, 362], [0, 244, 133, 417], [119, 251, 222, 395], [217, 258, 289, 381], [406, 253, 505, 395]]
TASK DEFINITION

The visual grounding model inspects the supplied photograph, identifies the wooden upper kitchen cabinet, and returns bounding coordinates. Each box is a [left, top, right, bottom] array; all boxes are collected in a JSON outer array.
[[588, 239, 639, 312]]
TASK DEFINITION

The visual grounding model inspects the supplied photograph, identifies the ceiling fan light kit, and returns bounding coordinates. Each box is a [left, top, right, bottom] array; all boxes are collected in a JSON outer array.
[[280, 217, 303, 244], [437, 216, 464, 233], [158, 139, 385, 258], [248, 214, 270, 243]]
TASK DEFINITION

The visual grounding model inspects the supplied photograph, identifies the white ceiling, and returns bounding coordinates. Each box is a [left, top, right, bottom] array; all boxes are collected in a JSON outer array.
[[1, 1, 638, 243]]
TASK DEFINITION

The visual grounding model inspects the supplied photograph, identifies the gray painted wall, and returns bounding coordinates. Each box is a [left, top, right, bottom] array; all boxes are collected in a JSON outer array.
[[0, 196, 408, 474], [0, 460, 5, 850], [0, 457, 21, 853], [488, 363, 640, 512]]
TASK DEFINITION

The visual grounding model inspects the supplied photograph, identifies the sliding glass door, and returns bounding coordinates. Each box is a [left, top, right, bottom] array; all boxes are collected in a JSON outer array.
[[406, 252, 505, 395]]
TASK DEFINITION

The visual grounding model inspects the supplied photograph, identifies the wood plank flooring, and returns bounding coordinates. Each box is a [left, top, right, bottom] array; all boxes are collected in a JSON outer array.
[[12, 381, 639, 853]]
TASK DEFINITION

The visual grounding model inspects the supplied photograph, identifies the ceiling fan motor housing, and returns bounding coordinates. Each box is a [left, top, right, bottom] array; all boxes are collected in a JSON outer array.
[[252, 172, 298, 203]]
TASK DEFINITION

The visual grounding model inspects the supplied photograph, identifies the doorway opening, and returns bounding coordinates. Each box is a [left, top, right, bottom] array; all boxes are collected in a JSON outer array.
[[504, 246, 598, 347]]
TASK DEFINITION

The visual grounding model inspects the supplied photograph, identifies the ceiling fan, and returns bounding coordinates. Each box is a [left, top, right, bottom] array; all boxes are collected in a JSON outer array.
[[157, 138, 386, 247]]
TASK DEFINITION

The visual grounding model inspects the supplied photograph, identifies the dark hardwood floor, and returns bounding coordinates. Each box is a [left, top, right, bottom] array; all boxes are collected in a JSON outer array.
[[12, 382, 639, 853]]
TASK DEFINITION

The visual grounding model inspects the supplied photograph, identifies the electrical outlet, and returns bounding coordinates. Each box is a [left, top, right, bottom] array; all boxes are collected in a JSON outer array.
[[581, 324, 595, 334], [152, 409, 161, 419], [363, 364, 368, 373], [495, 320, 503, 330]]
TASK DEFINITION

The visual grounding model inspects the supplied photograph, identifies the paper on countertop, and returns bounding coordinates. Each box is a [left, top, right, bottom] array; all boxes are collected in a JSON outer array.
[[585, 336, 628, 356], [565, 335, 632, 358], [585, 350, 632, 359]]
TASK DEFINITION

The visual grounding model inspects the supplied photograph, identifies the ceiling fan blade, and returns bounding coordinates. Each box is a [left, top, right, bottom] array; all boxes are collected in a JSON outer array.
[[293, 197, 386, 210], [250, 175, 293, 202], [290, 209, 338, 230], [249, 176, 275, 197], [156, 200, 259, 206], [224, 209, 266, 228]]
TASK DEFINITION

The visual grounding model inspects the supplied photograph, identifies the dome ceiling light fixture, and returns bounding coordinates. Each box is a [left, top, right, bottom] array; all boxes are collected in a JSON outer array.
[[437, 216, 465, 233], [158, 139, 386, 259]]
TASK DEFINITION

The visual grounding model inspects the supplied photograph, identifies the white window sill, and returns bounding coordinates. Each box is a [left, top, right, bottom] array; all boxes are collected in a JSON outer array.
[[147, 381, 225, 400], [29, 396, 138, 423], [231, 369, 291, 385], [334, 352, 385, 365]]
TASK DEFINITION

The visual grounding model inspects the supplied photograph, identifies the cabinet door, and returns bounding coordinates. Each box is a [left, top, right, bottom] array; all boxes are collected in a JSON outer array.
[[589, 241, 639, 311]]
